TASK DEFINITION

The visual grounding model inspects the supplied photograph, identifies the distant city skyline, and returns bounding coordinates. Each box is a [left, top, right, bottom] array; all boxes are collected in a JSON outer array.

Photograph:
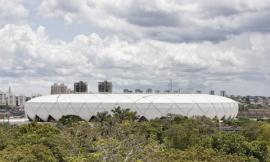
[[0, 1, 270, 96], [0, 82, 267, 97]]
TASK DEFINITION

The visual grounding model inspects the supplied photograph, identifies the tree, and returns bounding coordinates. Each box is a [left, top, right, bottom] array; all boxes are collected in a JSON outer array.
[[157, 147, 258, 162], [241, 122, 261, 141], [111, 107, 138, 122], [212, 132, 268, 162], [0, 144, 57, 162], [164, 122, 200, 149], [0, 110, 270, 162], [258, 123, 270, 142], [95, 111, 111, 126]]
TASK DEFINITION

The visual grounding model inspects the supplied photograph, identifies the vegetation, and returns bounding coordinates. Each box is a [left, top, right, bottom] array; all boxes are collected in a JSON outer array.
[[58, 115, 83, 125], [0, 107, 270, 162]]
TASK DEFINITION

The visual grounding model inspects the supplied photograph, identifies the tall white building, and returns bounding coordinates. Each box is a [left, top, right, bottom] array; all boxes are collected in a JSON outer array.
[[17, 95, 26, 106], [51, 83, 69, 94], [0, 91, 6, 105], [7, 87, 16, 106]]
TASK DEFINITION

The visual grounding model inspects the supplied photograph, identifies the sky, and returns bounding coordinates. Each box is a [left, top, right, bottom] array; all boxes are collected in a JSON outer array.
[[0, 0, 270, 96]]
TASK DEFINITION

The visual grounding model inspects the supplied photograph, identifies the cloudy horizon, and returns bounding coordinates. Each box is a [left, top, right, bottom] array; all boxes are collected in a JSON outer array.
[[0, 0, 270, 96]]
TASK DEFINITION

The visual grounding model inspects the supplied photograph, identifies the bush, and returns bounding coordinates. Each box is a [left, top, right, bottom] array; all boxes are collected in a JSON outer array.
[[58, 115, 84, 126]]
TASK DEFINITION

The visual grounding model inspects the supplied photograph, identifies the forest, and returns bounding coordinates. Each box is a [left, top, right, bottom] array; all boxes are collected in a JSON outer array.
[[0, 107, 270, 162]]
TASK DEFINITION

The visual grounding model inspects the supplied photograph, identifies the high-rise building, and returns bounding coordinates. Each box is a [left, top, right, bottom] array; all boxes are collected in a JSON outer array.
[[51, 83, 69, 94], [98, 80, 112, 93], [17, 95, 26, 106], [7, 87, 16, 106], [0, 91, 6, 105], [146, 88, 152, 93], [209, 90, 215, 95], [220, 90, 226, 97], [74, 81, 88, 93]]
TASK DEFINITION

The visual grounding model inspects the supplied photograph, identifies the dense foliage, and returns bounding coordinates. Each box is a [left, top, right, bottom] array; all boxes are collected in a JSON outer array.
[[0, 108, 270, 162]]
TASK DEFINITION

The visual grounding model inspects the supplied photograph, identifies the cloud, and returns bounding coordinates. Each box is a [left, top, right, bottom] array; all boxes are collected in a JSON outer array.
[[0, 0, 28, 24], [0, 24, 270, 95], [38, 0, 270, 42], [0, 0, 269, 96]]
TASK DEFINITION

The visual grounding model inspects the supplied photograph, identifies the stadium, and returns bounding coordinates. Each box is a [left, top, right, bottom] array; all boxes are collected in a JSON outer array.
[[25, 94, 239, 121]]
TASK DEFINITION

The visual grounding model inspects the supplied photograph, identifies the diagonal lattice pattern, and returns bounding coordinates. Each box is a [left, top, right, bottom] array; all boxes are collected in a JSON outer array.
[[25, 94, 239, 121]]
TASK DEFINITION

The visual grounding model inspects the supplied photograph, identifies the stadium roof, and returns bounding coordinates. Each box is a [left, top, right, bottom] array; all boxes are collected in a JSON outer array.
[[29, 93, 237, 104], [25, 93, 239, 121]]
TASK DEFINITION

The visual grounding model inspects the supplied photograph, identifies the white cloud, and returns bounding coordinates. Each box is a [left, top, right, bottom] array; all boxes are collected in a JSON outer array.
[[0, 0, 28, 22], [38, 0, 270, 42], [0, 0, 268, 96], [0, 24, 270, 95]]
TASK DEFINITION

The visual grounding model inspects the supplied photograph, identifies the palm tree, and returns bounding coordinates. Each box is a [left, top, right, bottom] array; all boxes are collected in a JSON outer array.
[[96, 111, 111, 126], [111, 106, 138, 122]]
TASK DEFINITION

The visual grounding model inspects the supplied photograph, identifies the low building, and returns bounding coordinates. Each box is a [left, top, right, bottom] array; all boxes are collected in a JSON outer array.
[[196, 90, 202, 94], [31, 94, 42, 99], [163, 90, 170, 93], [123, 89, 132, 93], [135, 89, 143, 93]]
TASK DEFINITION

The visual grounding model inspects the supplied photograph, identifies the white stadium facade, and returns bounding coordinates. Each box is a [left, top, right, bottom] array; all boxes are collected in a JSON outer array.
[[25, 94, 239, 121]]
